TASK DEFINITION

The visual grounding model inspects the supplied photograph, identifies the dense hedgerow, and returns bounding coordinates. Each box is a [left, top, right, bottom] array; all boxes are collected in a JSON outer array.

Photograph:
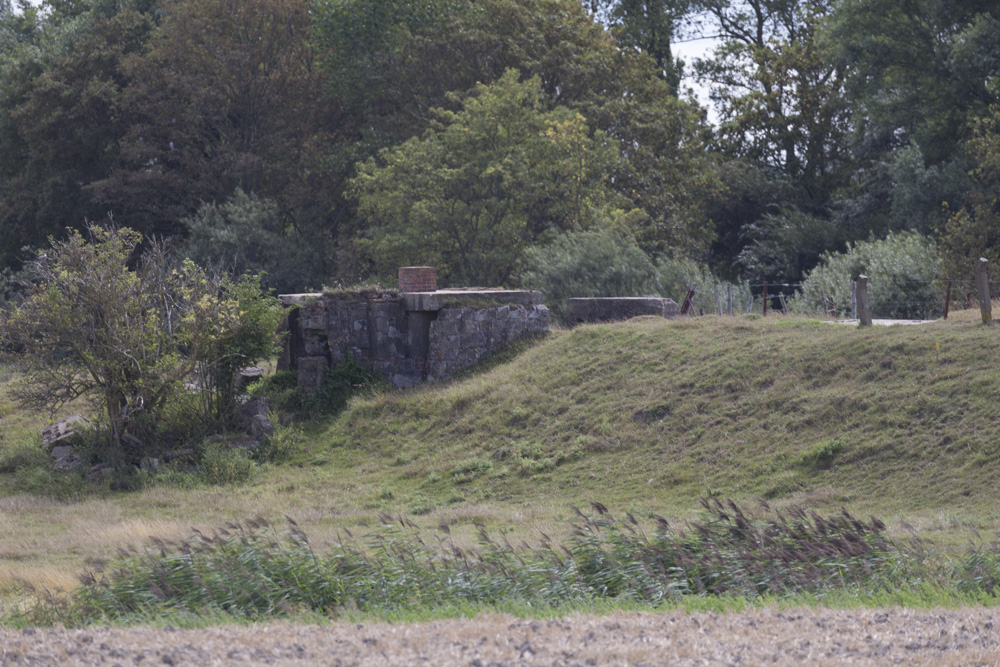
[[18, 499, 997, 627]]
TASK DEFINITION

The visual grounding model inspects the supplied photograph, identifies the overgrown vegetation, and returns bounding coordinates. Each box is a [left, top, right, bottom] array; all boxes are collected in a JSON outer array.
[[799, 232, 944, 319], [0, 225, 283, 471], [10, 499, 1000, 627]]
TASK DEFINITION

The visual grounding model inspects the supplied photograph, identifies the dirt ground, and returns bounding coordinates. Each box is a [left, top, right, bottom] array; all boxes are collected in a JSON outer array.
[[2, 607, 999, 666]]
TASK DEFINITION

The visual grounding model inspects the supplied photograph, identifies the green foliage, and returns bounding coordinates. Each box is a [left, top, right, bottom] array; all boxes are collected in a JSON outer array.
[[940, 107, 1000, 279], [522, 226, 660, 323], [0, 226, 284, 463], [586, 0, 693, 91], [187, 270, 285, 426], [248, 359, 386, 420], [350, 69, 626, 286], [828, 0, 999, 166], [797, 439, 844, 470], [312, 357, 386, 416], [198, 441, 257, 485], [0, 435, 47, 473], [737, 207, 844, 286], [182, 189, 323, 295], [247, 370, 299, 414], [799, 232, 943, 318]]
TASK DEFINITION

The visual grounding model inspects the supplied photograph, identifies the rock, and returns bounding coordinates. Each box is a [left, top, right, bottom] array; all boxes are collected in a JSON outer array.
[[50, 445, 75, 461], [250, 414, 274, 440], [41, 414, 85, 449], [238, 396, 273, 440], [297, 356, 328, 394], [140, 457, 161, 471], [52, 449, 83, 472], [236, 366, 265, 392]]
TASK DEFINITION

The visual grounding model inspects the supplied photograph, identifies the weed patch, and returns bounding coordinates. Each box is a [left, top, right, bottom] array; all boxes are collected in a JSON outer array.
[[13, 500, 1000, 627]]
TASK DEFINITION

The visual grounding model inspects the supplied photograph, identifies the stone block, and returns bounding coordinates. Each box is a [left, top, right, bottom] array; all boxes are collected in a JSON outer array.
[[299, 302, 326, 331], [568, 297, 679, 324], [41, 414, 85, 449], [297, 356, 328, 394]]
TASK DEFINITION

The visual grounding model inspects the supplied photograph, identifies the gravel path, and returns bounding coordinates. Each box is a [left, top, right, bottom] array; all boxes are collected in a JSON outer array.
[[2, 607, 999, 666]]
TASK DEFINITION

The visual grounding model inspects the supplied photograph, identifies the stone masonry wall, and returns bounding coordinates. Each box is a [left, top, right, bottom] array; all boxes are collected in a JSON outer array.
[[284, 293, 548, 390], [426, 304, 549, 383]]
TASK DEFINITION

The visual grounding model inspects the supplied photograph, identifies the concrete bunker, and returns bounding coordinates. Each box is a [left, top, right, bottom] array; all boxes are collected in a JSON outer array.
[[279, 267, 550, 390]]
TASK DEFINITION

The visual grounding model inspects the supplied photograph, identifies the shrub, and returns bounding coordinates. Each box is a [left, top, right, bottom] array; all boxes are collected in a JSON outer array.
[[799, 232, 944, 319], [198, 441, 257, 485], [183, 189, 325, 294], [0, 225, 284, 465], [521, 226, 661, 323]]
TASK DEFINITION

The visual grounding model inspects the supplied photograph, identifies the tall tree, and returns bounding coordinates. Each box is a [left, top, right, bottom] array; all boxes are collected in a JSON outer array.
[[89, 0, 332, 238], [314, 0, 719, 275], [0, 2, 155, 267], [828, 0, 1000, 167], [349, 70, 628, 286], [940, 107, 1000, 279], [584, 0, 694, 92], [695, 0, 849, 202]]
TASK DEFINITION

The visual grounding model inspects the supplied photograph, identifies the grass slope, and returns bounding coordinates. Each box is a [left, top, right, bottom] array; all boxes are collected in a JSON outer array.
[[323, 310, 1000, 535], [2, 310, 1000, 603]]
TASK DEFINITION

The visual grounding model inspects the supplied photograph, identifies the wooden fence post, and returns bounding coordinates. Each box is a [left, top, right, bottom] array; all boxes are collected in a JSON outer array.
[[856, 275, 873, 326], [680, 286, 697, 316], [943, 278, 952, 319], [763, 281, 768, 317], [975, 258, 992, 324], [851, 280, 857, 320]]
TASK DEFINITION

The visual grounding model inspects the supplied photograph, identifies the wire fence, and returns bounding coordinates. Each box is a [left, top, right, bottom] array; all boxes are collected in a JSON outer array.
[[681, 276, 1000, 322]]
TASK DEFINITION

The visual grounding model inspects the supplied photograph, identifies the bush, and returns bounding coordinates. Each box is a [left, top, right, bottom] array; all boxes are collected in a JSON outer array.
[[521, 227, 661, 323], [0, 225, 284, 465], [799, 232, 943, 319], [183, 189, 326, 294], [198, 441, 258, 485]]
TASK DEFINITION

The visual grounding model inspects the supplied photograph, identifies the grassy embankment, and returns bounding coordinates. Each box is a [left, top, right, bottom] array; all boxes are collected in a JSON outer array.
[[2, 308, 1000, 618]]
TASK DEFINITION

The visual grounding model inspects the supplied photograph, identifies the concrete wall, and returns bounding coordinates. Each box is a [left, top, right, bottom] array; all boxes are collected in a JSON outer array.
[[280, 291, 549, 390]]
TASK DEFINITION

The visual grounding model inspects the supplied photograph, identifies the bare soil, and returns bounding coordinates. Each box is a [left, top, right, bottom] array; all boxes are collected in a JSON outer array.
[[2, 607, 999, 665]]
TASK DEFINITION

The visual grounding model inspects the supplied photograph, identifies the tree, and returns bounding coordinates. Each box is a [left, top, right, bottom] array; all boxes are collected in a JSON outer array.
[[349, 70, 628, 286], [695, 0, 849, 199], [940, 107, 1000, 280], [88, 0, 333, 243], [584, 0, 694, 92], [521, 225, 660, 323], [314, 0, 718, 275], [828, 0, 1000, 168], [0, 2, 156, 268], [182, 189, 325, 294], [0, 226, 283, 462]]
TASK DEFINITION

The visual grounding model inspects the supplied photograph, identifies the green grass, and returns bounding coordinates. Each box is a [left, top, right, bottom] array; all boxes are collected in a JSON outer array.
[[4, 309, 1000, 618], [321, 311, 1000, 539]]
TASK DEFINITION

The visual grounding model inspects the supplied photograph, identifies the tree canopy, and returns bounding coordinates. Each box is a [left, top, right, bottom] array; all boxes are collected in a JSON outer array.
[[0, 0, 997, 299]]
